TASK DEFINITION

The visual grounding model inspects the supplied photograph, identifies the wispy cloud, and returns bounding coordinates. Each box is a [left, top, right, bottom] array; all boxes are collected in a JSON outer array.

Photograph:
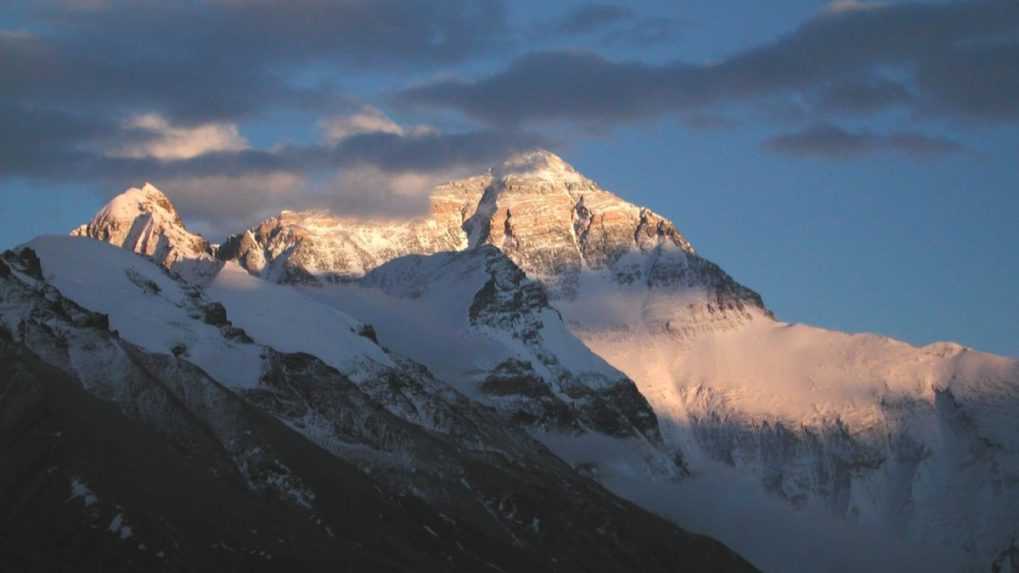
[[763, 123, 962, 157], [554, 3, 635, 35], [107, 114, 249, 161], [539, 2, 678, 47], [318, 107, 435, 144]]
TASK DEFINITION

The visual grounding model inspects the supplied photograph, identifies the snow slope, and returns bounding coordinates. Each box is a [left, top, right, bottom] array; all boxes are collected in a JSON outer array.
[[570, 313, 1019, 571], [311, 248, 658, 406], [28, 235, 396, 389], [207, 261, 393, 374], [305, 246, 682, 480], [28, 235, 264, 388]]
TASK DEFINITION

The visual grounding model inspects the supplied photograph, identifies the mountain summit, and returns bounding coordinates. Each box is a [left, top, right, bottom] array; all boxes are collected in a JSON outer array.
[[216, 149, 766, 335], [491, 149, 593, 185], [72, 182, 222, 282]]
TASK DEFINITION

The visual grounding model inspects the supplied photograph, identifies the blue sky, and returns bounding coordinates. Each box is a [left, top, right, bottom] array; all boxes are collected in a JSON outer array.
[[1, 0, 1017, 356]]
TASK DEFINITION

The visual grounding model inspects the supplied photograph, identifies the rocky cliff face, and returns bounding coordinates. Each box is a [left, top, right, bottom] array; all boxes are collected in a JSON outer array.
[[464, 150, 692, 294], [463, 151, 767, 337]]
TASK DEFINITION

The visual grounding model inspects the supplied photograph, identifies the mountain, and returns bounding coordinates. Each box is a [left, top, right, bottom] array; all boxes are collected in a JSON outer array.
[[0, 239, 755, 572], [1, 244, 515, 572], [69, 181, 688, 481], [71, 182, 222, 282], [223, 150, 766, 336], [460, 153, 1019, 572], [43, 149, 1019, 571], [206, 149, 1018, 572]]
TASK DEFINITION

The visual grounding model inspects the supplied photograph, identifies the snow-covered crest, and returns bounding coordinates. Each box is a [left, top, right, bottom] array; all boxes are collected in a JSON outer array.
[[492, 149, 592, 186]]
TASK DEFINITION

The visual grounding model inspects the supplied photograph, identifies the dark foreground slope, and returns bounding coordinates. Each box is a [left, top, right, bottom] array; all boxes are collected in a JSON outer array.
[[0, 332, 536, 572]]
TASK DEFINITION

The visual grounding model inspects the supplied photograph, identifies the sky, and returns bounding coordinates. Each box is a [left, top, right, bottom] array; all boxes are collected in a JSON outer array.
[[1, 0, 1017, 357]]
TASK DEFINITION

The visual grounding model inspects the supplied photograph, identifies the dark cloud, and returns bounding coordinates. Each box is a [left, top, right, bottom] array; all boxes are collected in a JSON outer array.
[[681, 113, 741, 131], [2, 1, 508, 125], [39, 0, 509, 69], [1, 0, 1013, 214], [0, 104, 108, 176], [402, 1, 1019, 127], [811, 75, 913, 115], [168, 128, 547, 234], [555, 3, 634, 35], [0, 111, 545, 184], [325, 130, 550, 173], [401, 51, 694, 127], [0, 0, 525, 227], [0, 103, 546, 233], [913, 39, 1019, 120], [544, 3, 677, 47], [763, 124, 962, 158], [601, 16, 676, 46]]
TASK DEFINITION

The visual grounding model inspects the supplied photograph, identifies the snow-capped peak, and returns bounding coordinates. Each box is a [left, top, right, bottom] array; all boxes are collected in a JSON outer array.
[[492, 149, 591, 186], [71, 182, 221, 282], [97, 182, 182, 227]]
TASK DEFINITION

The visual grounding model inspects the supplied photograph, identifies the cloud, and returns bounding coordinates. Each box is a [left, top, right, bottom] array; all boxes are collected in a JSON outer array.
[[544, 3, 677, 47], [319, 107, 435, 144], [0, 1, 531, 229], [108, 114, 248, 160], [681, 113, 741, 131], [152, 172, 306, 239], [2, 0, 1012, 233], [0, 103, 546, 237], [133, 125, 544, 237], [401, 1, 1019, 128], [601, 16, 676, 46], [555, 3, 634, 35], [317, 165, 475, 221], [1, 1, 509, 125], [401, 51, 685, 127], [323, 129, 549, 174], [763, 123, 962, 157], [824, 0, 885, 15], [808, 75, 913, 115]]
